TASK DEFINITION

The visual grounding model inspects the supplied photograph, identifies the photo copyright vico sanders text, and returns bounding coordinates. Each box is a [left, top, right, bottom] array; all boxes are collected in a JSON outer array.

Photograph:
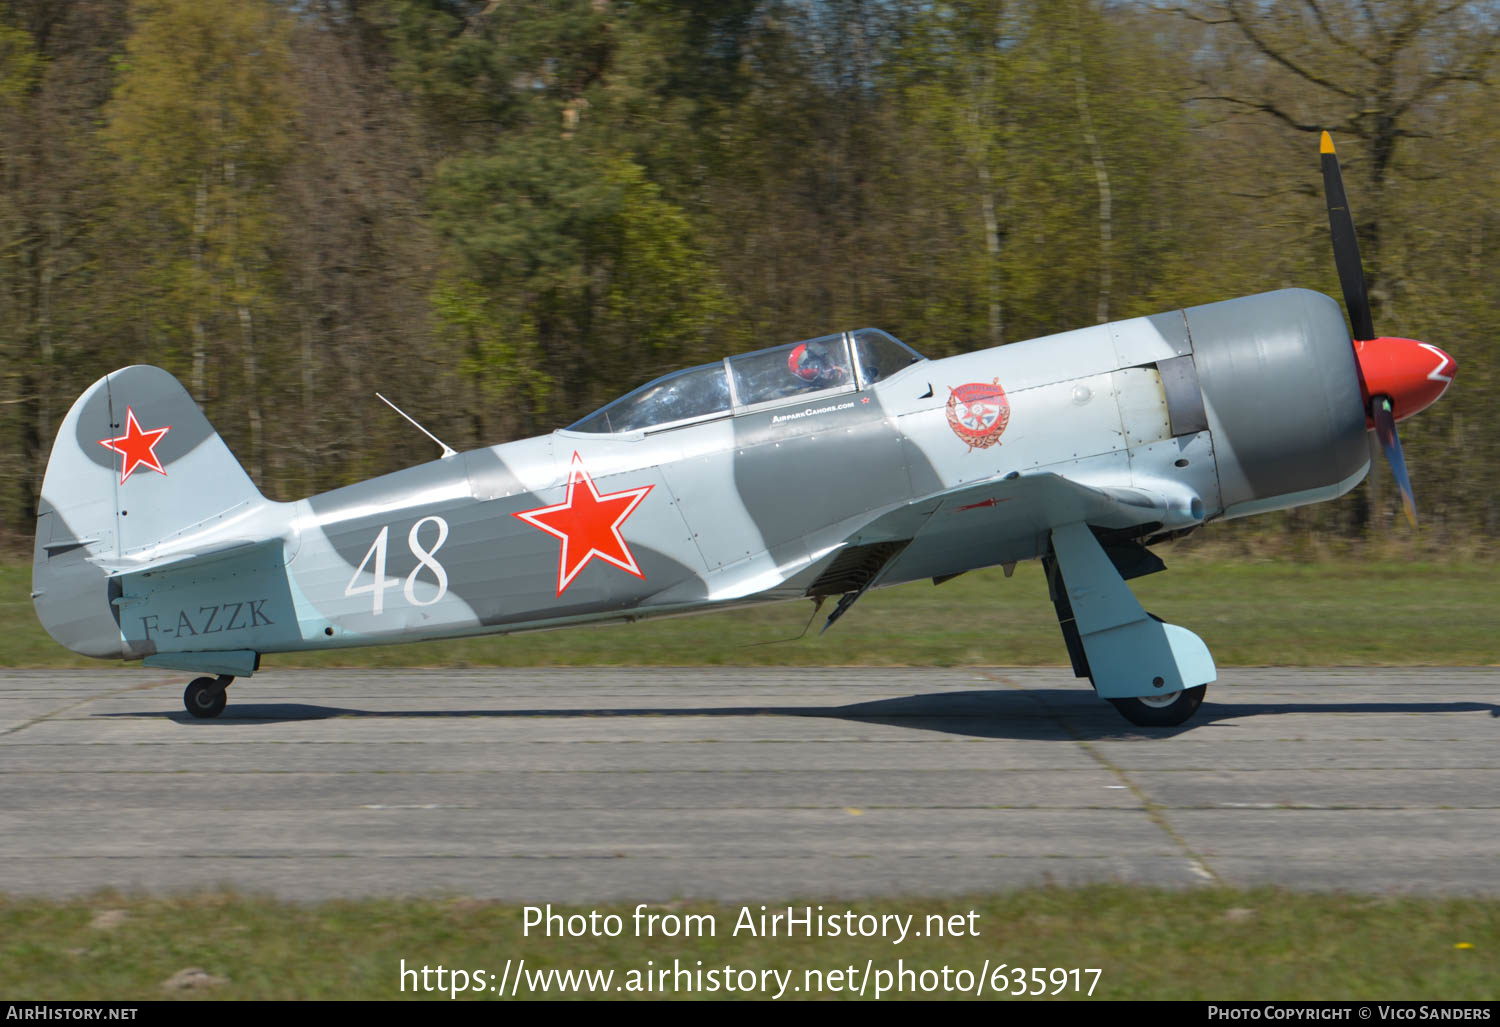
[[1210, 1010, 1489, 1021]]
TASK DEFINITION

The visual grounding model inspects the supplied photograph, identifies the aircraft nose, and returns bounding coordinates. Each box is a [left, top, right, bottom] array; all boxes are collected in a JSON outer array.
[[1354, 337, 1455, 422]]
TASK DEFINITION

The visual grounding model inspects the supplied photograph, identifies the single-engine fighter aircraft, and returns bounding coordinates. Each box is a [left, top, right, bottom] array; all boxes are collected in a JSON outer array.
[[32, 135, 1455, 727]]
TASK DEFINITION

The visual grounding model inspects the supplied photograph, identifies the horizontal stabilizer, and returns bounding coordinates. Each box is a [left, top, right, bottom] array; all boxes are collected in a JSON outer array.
[[99, 533, 284, 579]]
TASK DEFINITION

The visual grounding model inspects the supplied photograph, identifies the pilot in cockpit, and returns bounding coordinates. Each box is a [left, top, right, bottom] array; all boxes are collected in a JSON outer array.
[[787, 339, 850, 390]]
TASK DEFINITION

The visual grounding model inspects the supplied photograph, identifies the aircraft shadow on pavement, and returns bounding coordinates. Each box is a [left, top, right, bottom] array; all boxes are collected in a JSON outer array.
[[102, 689, 1500, 741]]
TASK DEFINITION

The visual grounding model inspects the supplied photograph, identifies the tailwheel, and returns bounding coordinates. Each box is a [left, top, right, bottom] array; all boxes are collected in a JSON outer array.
[[1109, 684, 1206, 728], [183, 675, 232, 719]]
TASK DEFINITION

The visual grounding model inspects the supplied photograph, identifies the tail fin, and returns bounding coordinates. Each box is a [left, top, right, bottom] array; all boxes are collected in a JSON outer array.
[[33, 366, 264, 657]]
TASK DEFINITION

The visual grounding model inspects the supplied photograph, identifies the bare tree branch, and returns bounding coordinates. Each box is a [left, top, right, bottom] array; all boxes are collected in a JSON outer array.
[[1174, 8, 1234, 26], [1303, 0, 1374, 64], [1356, 0, 1387, 49], [1224, 0, 1362, 99], [1395, 65, 1490, 117], [1189, 93, 1359, 135]]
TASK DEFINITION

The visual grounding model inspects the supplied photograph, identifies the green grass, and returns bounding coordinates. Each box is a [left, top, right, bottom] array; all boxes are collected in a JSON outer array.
[[1, 889, 1493, 1000], [5, 553, 1498, 668]]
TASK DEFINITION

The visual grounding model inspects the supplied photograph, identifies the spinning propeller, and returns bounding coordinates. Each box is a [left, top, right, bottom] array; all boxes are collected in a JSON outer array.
[[1319, 132, 1455, 527]]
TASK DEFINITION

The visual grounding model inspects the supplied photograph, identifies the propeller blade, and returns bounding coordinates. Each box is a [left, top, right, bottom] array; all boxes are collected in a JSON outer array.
[[1320, 132, 1376, 342], [1371, 396, 1417, 527]]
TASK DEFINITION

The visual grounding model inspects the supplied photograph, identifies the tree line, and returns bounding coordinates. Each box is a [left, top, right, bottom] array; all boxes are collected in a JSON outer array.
[[1, 0, 1496, 548]]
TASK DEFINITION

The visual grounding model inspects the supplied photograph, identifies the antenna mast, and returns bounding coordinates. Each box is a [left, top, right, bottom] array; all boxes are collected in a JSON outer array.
[[376, 393, 458, 459]]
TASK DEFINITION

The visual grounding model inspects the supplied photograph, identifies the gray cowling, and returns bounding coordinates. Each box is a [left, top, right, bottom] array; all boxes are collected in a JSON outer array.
[[1185, 288, 1369, 515]]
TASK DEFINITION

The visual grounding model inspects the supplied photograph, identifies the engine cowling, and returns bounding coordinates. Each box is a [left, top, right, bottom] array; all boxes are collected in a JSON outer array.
[[1185, 288, 1370, 519]]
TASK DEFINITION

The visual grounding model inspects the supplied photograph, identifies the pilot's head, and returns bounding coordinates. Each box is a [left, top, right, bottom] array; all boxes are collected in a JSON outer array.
[[788, 343, 846, 387]]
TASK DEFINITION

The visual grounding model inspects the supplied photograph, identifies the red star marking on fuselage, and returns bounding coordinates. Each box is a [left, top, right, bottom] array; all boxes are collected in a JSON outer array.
[[98, 407, 171, 485], [513, 453, 654, 596]]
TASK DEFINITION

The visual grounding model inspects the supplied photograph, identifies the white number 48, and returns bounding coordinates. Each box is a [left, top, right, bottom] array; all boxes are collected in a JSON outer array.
[[344, 516, 450, 615]]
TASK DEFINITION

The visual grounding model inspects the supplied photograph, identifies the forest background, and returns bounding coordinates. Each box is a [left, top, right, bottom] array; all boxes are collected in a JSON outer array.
[[1, 0, 1495, 553]]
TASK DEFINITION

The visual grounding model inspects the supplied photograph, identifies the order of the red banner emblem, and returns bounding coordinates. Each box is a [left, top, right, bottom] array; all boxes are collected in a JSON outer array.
[[946, 380, 1010, 450]]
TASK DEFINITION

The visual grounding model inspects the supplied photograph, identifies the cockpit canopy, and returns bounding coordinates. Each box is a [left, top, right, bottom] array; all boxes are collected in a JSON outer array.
[[568, 328, 924, 435]]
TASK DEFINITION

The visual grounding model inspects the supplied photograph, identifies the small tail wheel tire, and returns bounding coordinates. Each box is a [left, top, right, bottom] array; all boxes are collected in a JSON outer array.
[[184, 677, 228, 719], [1109, 684, 1206, 728]]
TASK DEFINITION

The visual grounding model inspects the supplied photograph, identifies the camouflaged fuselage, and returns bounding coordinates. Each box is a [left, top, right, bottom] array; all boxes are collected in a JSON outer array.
[[34, 289, 1369, 677]]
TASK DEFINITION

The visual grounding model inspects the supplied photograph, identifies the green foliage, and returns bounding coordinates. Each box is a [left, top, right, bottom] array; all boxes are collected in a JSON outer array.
[[432, 273, 551, 436], [599, 157, 737, 365], [883, 1, 1191, 346], [0, 14, 41, 528], [431, 139, 732, 421], [0, 17, 37, 102], [100, 0, 296, 394]]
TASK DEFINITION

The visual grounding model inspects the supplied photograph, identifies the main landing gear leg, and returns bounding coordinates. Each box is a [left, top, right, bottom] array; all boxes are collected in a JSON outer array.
[[1043, 522, 1216, 728], [184, 675, 233, 719]]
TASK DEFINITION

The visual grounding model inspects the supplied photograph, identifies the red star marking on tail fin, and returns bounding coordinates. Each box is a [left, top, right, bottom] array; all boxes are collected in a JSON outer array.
[[98, 407, 171, 485], [513, 453, 654, 596]]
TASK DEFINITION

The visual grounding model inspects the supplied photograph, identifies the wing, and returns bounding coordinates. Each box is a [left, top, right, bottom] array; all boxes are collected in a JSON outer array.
[[865, 471, 1186, 540], [795, 471, 1196, 603]]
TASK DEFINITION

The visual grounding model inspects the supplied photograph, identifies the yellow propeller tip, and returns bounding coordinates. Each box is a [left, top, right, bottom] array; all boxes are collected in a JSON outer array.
[[1320, 131, 1335, 154]]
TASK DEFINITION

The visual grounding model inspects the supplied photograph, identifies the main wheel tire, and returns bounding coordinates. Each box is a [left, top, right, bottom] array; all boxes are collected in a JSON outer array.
[[1109, 684, 1206, 728], [184, 677, 227, 719]]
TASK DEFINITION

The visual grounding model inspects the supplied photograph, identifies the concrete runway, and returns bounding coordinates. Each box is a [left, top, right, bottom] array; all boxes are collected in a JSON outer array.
[[1, 667, 1495, 900]]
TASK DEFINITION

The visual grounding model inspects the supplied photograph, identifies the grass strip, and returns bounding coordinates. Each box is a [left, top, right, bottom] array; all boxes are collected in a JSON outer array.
[[5, 555, 1499, 668], [1, 887, 1494, 1000]]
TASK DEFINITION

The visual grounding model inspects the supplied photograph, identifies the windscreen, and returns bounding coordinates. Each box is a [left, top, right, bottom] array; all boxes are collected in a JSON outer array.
[[568, 363, 731, 433]]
